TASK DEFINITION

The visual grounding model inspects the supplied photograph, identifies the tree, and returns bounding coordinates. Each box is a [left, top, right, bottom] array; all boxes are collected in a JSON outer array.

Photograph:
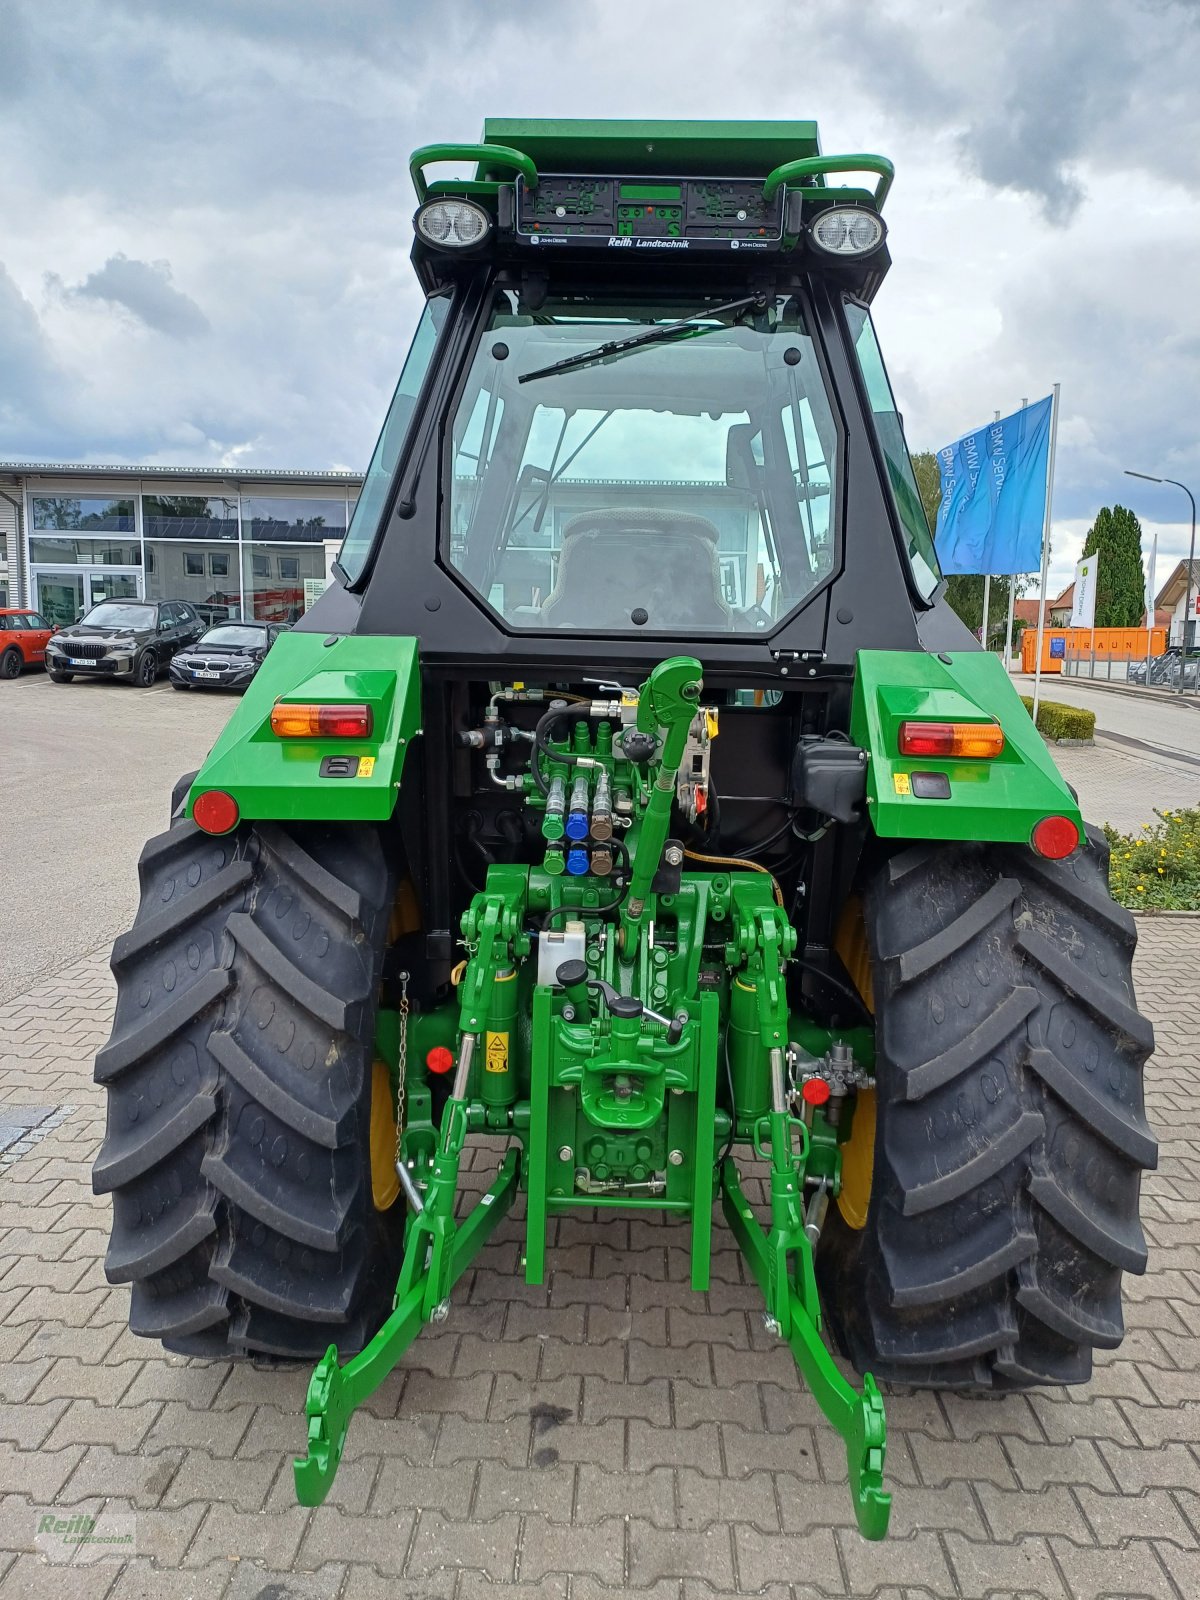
[[1081, 504, 1146, 627], [910, 450, 1022, 648]]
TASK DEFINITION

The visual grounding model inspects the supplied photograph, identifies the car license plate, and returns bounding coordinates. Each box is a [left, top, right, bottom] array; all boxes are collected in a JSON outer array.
[[194, 669, 220, 679], [68, 658, 94, 667]]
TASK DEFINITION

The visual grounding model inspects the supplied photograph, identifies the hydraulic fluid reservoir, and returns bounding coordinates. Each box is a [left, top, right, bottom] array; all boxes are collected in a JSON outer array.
[[728, 977, 770, 1122], [481, 967, 519, 1107]]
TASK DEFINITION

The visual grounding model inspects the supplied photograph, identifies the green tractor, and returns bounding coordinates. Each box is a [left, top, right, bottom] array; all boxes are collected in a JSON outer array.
[[93, 120, 1156, 1540]]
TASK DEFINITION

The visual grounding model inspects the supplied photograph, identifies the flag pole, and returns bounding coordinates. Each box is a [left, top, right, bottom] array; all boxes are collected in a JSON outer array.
[[1031, 383, 1061, 722], [1003, 397, 1027, 675], [981, 410, 999, 653]]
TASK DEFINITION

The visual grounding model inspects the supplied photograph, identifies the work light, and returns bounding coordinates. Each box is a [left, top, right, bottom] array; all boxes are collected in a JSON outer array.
[[809, 206, 886, 257], [415, 198, 491, 248]]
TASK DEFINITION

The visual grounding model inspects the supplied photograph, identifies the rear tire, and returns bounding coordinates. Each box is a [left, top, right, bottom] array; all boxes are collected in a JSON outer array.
[[93, 812, 402, 1358], [819, 826, 1157, 1388]]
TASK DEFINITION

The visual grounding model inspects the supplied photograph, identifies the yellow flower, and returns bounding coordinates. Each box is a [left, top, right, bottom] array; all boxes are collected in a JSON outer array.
[[1158, 867, 1165, 874], [1124, 852, 1132, 860], [1137, 884, 1146, 893]]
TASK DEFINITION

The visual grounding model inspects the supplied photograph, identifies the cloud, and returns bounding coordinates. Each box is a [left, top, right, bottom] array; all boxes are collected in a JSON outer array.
[[67, 254, 210, 338]]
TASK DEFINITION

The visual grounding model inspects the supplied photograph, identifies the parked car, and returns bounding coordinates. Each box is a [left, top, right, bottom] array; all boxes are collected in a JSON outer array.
[[0, 609, 55, 679], [169, 620, 284, 691], [1127, 647, 1199, 688], [44, 600, 205, 686]]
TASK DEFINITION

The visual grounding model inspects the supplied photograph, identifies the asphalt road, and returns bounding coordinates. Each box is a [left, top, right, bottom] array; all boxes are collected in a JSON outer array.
[[0, 670, 235, 1003], [1023, 672, 1200, 759]]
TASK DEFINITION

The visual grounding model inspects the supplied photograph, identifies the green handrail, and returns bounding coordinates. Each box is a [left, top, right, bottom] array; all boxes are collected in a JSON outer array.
[[410, 142, 539, 203], [762, 153, 894, 209]]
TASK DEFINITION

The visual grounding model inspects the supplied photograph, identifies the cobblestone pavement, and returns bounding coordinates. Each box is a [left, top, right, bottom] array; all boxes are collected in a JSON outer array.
[[1, 922, 1198, 1600], [1053, 738, 1200, 834]]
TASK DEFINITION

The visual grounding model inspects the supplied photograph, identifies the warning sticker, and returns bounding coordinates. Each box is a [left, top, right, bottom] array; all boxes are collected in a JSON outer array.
[[893, 772, 911, 795], [356, 756, 376, 778], [485, 1031, 509, 1074]]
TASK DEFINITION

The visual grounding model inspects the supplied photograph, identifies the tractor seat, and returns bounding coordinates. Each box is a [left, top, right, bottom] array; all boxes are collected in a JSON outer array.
[[538, 507, 732, 630]]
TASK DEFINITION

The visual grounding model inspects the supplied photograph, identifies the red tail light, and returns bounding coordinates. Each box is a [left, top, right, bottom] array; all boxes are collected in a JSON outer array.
[[270, 703, 373, 739], [192, 790, 240, 835], [1031, 815, 1080, 860], [898, 720, 1005, 759]]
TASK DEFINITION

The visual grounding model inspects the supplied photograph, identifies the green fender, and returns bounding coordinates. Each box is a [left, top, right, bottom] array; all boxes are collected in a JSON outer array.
[[851, 649, 1083, 845], [186, 631, 421, 824]]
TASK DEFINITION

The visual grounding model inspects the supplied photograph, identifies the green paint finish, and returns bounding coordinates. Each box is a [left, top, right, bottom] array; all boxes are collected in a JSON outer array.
[[186, 630, 421, 824], [852, 649, 1083, 844], [481, 118, 821, 179]]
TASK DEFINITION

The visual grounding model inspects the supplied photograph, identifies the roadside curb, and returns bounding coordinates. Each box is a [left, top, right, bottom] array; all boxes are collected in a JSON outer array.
[[1132, 908, 1200, 920]]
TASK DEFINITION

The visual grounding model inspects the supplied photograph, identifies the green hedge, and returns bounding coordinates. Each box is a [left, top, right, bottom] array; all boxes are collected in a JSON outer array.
[[1019, 695, 1096, 742]]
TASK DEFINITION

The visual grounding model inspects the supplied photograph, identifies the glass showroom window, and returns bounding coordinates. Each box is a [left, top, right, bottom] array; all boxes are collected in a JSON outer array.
[[144, 540, 242, 622], [242, 496, 345, 623], [244, 541, 326, 622], [242, 495, 348, 545], [141, 495, 241, 621], [142, 495, 239, 541], [32, 496, 135, 533], [29, 534, 141, 565]]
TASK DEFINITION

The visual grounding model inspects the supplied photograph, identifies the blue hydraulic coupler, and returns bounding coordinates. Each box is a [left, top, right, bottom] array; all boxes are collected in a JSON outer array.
[[566, 846, 590, 875]]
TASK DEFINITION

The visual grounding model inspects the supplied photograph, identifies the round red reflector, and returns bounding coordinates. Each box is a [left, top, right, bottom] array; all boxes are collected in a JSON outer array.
[[426, 1046, 455, 1076], [192, 790, 240, 835], [801, 1077, 831, 1107], [1031, 815, 1080, 860]]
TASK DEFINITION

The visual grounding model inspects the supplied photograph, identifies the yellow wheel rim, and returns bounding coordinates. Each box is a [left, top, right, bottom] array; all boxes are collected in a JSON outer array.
[[833, 898, 875, 1230], [370, 1058, 401, 1211]]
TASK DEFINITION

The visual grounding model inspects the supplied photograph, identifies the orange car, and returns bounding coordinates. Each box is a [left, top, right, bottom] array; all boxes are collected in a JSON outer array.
[[0, 609, 55, 679]]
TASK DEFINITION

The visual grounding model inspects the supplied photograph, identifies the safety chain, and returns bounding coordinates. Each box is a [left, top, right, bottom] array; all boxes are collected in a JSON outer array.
[[394, 970, 410, 1168]]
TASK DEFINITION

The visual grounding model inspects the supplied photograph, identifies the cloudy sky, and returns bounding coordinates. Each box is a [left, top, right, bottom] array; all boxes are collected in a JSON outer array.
[[2, 0, 1197, 596]]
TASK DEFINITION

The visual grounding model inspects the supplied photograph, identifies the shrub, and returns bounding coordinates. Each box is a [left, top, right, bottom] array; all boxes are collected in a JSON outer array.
[[1103, 810, 1200, 911], [1019, 695, 1096, 742]]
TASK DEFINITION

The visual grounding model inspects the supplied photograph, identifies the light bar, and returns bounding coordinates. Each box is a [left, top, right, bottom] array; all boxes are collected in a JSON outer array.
[[415, 197, 491, 249], [271, 703, 374, 739], [810, 206, 886, 258], [898, 720, 1004, 759]]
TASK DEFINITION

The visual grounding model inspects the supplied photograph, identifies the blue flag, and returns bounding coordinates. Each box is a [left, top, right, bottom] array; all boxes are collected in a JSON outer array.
[[934, 395, 1053, 575]]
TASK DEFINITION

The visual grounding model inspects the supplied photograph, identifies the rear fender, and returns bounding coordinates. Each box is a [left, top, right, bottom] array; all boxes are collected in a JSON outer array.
[[851, 648, 1083, 845], [187, 632, 421, 823]]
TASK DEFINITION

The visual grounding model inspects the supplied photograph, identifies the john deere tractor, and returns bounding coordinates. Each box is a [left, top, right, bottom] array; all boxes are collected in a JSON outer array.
[[93, 120, 1157, 1540]]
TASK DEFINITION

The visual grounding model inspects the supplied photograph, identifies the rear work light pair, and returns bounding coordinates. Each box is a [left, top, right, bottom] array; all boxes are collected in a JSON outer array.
[[897, 719, 1079, 859]]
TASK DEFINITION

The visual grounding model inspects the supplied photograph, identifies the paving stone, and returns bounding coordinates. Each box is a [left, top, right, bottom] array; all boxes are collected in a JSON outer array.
[[474, 1460, 573, 1522], [106, 1559, 232, 1599], [733, 1525, 843, 1592], [629, 1421, 723, 1476], [838, 1528, 956, 1597], [407, 1508, 520, 1581], [58, 1443, 186, 1508], [1047, 1535, 1173, 1600], [1074, 1483, 1197, 1547], [298, 1505, 414, 1575], [629, 1521, 735, 1588], [579, 1463, 678, 1529], [182, 1505, 309, 1570]]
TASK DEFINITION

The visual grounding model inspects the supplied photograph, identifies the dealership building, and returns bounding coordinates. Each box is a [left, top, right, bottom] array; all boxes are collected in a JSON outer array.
[[0, 463, 363, 627]]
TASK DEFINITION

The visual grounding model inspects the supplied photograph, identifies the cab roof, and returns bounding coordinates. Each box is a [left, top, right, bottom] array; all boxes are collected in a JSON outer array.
[[480, 119, 821, 179]]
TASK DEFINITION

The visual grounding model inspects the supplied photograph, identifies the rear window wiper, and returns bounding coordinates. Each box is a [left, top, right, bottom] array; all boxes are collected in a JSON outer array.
[[517, 294, 764, 385]]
